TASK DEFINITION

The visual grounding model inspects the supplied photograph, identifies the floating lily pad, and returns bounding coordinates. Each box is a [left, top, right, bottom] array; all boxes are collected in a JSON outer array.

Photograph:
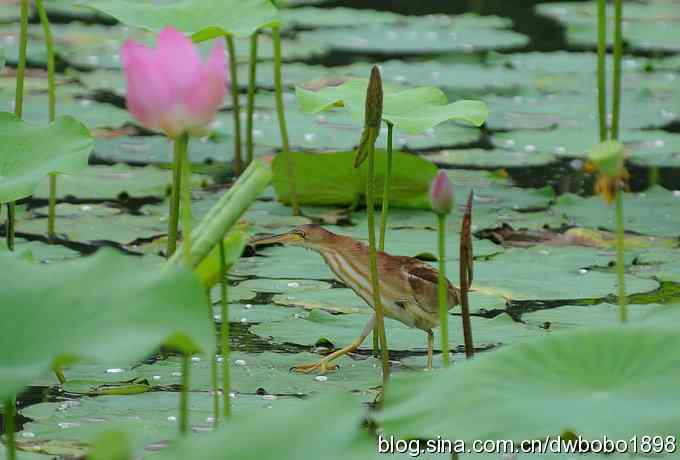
[[5, 93, 134, 129], [19, 203, 167, 244], [0, 249, 212, 401], [18, 391, 306, 458], [0, 113, 93, 203], [253, 309, 543, 351], [13, 238, 81, 263], [0, 22, 150, 70], [426, 148, 557, 168], [281, 7, 400, 29], [468, 244, 658, 301], [523, 303, 669, 331], [134, 351, 382, 395], [555, 186, 680, 237], [379, 325, 680, 441], [85, 0, 280, 40], [93, 135, 239, 166], [296, 14, 528, 55], [31, 165, 204, 201], [536, 1, 680, 52]]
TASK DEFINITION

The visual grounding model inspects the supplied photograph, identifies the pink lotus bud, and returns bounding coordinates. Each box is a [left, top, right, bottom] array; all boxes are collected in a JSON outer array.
[[429, 170, 454, 214], [121, 27, 228, 139]]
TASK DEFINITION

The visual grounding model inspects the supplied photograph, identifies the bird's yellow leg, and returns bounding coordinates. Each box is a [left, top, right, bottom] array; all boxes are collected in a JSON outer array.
[[426, 329, 434, 370], [291, 314, 376, 375]]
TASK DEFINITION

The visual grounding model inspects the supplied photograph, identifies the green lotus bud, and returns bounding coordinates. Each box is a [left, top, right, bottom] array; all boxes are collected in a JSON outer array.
[[365, 65, 383, 129], [354, 65, 383, 168], [588, 140, 625, 177]]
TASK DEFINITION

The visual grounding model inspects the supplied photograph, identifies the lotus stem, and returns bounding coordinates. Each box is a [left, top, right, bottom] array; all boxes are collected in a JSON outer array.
[[367, 143, 390, 385], [209, 289, 219, 425], [611, 0, 623, 140], [614, 189, 627, 322], [373, 121, 393, 358], [179, 354, 190, 434], [649, 167, 659, 187], [378, 122, 394, 251], [246, 32, 258, 167], [272, 25, 300, 216], [220, 241, 231, 417], [436, 213, 450, 366], [47, 174, 57, 241], [596, 0, 608, 142], [36, 0, 58, 243], [3, 398, 16, 460], [6, 204, 15, 251], [178, 133, 192, 267], [54, 367, 66, 384], [6, 0, 29, 251], [167, 138, 183, 257], [225, 34, 243, 176], [459, 191, 474, 358], [14, 0, 28, 120]]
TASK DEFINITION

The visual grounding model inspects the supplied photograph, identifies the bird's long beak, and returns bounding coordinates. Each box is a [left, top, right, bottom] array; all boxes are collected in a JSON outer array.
[[249, 231, 303, 247]]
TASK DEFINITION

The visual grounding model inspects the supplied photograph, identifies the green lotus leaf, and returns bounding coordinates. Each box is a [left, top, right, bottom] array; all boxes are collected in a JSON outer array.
[[271, 150, 437, 209], [84, 0, 280, 39], [195, 225, 249, 288], [297, 79, 488, 133], [554, 186, 680, 237], [0, 112, 93, 203], [379, 325, 680, 441], [0, 249, 212, 401], [155, 393, 380, 460]]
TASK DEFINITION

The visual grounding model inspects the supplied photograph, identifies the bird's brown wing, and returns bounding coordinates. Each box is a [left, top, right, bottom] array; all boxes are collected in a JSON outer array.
[[405, 261, 460, 314]]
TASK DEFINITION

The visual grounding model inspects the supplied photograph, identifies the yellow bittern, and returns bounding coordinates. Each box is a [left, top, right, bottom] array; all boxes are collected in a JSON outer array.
[[251, 224, 460, 374]]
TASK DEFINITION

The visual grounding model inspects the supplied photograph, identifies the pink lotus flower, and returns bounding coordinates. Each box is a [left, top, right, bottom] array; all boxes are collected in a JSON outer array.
[[121, 27, 228, 139], [429, 170, 454, 214]]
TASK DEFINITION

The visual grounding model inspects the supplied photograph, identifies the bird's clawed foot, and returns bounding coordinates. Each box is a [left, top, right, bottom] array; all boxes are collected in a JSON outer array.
[[290, 358, 338, 375]]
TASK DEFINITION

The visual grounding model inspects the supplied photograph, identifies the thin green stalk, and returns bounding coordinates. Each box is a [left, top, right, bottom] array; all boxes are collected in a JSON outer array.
[[179, 354, 190, 434], [611, 0, 623, 140], [367, 144, 390, 386], [374, 121, 393, 358], [209, 290, 219, 425], [272, 25, 300, 216], [378, 122, 394, 251], [3, 399, 16, 460], [437, 213, 450, 366], [246, 32, 258, 167], [7, 0, 29, 251], [371, 325, 380, 358], [596, 0, 608, 142], [649, 166, 659, 187], [36, 0, 58, 242], [6, 204, 15, 251], [225, 34, 243, 175], [167, 140, 183, 257], [614, 189, 627, 322], [14, 0, 28, 119], [47, 174, 57, 241], [54, 367, 66, 384], [219, 241, 231, 417], [178, 134, 192, 266]]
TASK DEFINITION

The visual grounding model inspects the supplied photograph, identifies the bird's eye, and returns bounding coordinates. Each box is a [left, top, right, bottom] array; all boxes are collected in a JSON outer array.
[[294, 229, 306, 238]]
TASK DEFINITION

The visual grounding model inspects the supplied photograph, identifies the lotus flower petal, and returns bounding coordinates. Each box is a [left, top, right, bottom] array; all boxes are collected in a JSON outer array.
[[121, 27, 228, 139]]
